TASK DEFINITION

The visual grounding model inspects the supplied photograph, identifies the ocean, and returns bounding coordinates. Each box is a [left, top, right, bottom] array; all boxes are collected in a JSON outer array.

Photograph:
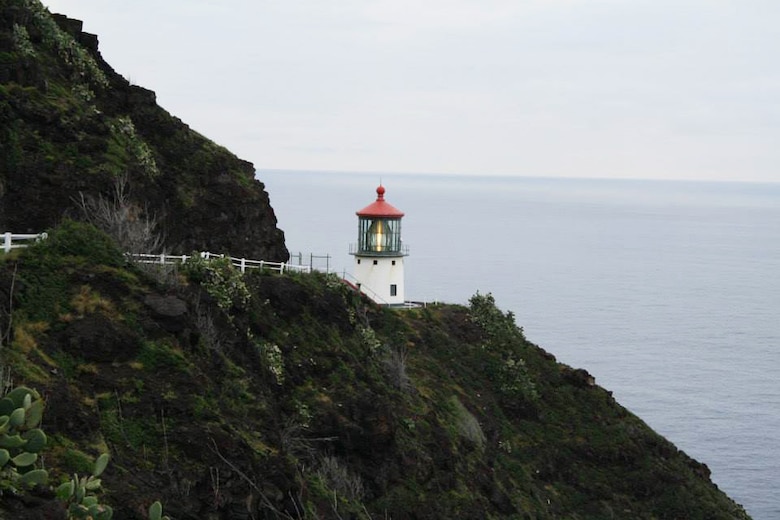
[[261, 169, 780, 519]]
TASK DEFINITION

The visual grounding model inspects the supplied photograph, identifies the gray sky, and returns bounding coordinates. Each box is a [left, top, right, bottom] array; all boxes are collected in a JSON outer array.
[[44, 1, 780, 182]]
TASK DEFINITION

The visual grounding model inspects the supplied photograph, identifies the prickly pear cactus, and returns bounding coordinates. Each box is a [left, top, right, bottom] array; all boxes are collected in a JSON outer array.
[[148, 500, 171, 520], [0, 386, 49, 494], [56, 453, 114, 520]]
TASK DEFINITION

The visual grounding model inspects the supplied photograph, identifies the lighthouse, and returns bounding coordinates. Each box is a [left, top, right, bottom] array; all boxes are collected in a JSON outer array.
[[349, 185, 408, 305]]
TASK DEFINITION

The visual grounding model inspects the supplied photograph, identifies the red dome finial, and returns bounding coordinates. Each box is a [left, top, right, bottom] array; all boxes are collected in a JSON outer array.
[[357, 183, 404, 217]]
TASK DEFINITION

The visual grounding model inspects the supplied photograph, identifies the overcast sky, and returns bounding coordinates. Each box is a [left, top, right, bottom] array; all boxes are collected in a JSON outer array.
[[43, 1, 780, 182]]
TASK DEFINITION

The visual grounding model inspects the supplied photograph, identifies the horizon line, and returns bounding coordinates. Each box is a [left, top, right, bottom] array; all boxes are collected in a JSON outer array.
[[256, 168, 779, 186]]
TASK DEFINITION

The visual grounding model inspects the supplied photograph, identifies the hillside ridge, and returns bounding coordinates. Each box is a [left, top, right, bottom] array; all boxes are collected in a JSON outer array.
[[0, 221, 752, 519], [0, 0, 287, 261]]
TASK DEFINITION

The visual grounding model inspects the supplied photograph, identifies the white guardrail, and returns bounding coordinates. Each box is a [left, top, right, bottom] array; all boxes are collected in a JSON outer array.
[[128, 252, 311, 275], [2, 232, 48, 253], [2, 232, 420, 306], [2, 233, 309, 275]]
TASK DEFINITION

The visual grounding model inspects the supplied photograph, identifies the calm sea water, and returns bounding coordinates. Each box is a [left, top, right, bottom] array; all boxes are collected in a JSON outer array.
[[261, 169, 780, 519]]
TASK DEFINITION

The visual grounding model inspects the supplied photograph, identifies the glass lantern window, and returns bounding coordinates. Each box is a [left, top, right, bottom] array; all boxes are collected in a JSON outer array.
[[359, 217, 401, 253]]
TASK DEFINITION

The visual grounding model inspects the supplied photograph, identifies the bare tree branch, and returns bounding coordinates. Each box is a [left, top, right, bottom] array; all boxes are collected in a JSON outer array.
[[75, 174, 164, 253]]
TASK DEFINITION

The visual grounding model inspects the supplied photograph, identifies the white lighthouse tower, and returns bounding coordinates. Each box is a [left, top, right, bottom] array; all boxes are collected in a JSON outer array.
[[349, 185, 408, 305]]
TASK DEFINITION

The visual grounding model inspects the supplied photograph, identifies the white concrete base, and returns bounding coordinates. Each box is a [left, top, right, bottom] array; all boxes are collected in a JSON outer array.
[[353, 255, 404, 305]]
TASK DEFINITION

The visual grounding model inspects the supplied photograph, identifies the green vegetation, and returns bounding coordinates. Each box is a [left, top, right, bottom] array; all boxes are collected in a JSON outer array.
[[12, 220, 124, 323], [23, 0, 109, 88], [56, 453, 113, 519], [182, 254, 250, 312], [107, 116, 159, 178], [0, 380, 171, 519], [468, 291, 539, 407], [0, 387, 48, 495], [0, 222, 752, 518], [11, 24, 35, 58]]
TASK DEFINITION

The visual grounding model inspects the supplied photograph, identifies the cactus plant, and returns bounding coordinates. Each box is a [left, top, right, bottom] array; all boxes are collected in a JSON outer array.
[[0, 386, 166, 518], [0, 386, 48, 495], [56, 453, 114, 520], [148, 500, 171, 520]]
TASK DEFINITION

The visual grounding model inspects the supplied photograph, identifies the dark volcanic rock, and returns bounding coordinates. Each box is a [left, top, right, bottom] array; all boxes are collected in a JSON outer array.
[[62, 313, 140, 362], [144, 293, 188, 332], [144, 294, 187, 318]]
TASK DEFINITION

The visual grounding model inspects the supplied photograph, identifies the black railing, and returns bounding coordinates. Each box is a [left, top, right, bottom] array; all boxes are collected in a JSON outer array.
[[348, 243, 409, 256]]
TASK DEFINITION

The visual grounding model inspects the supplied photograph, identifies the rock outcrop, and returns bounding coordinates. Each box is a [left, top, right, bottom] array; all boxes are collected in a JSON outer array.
[[0, 0, 287, 261]]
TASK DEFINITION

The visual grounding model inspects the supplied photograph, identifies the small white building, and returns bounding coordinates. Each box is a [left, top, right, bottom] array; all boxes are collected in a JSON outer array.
[[349, 185, 408, 305]]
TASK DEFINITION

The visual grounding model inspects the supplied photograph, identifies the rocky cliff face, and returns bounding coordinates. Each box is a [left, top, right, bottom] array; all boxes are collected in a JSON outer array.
[[0, 0, 288, 261]]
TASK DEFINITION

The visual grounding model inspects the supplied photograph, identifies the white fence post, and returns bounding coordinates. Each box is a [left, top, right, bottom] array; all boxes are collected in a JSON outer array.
[[3, 232, 10, 253], [240, 258, 246, 273]]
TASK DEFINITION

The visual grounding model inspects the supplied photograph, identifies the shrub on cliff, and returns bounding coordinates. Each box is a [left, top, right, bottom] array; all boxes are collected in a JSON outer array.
[[12, 221, 124, 323], [27, 220, 124, 268]]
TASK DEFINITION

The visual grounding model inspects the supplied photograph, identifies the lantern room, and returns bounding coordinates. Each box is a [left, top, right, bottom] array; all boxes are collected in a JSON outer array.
[[355, 185, 406, 255], [349, 185, 408, 305]]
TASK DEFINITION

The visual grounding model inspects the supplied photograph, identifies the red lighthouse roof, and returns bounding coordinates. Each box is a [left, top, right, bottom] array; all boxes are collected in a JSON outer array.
[[356, 185, 405, 218]]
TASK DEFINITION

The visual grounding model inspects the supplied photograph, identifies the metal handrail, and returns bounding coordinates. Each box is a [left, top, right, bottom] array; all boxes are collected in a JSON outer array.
[[348, 243, 410, 256]]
